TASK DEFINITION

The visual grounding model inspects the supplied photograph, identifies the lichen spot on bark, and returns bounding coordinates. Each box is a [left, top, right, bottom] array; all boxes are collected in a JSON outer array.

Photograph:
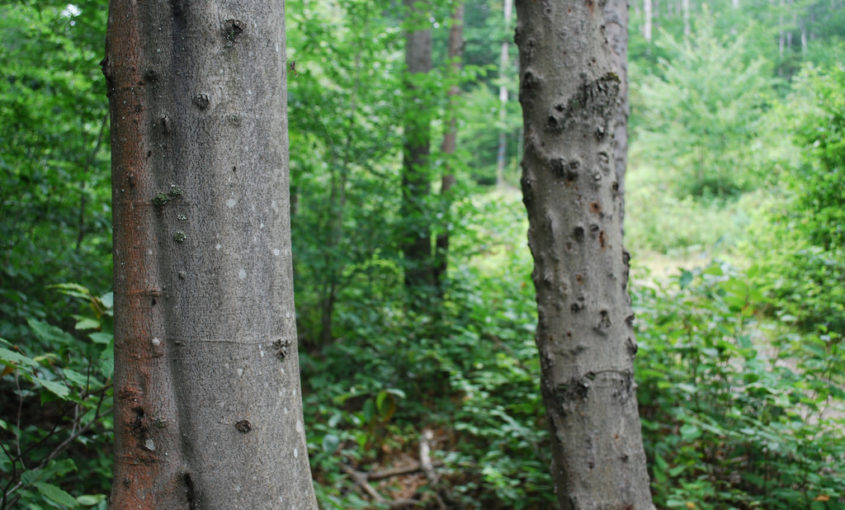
[[272, 338, 291, 360], [223, 19, 246, 46], [192, 94, 210, 110]]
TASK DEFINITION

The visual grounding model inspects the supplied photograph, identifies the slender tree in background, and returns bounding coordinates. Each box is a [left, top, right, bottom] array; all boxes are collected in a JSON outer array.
[[319, 50, 363, 344], [103, 1, 317, 507], [644, 0, 653, 42], [515, 0, 655, 507], [434, 2, 464, 292], [402, 0, 435, 295], [495, 0, 514, 186]]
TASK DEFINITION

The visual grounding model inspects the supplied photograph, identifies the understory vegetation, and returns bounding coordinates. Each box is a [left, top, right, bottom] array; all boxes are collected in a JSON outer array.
[[1, 0, 843, 508]]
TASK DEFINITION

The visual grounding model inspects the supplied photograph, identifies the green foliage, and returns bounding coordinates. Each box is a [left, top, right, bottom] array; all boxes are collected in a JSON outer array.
[[749, 65, 845, 334], [788, 66, 845, 252], [300, 194, 554, 508], [634, 10, 775, 198], [0, 1, 111, 339], [634, 263, 844, 508], [0, 4, 113, 506], [1, 285, 113, 509], [625, 166, 760, 254]]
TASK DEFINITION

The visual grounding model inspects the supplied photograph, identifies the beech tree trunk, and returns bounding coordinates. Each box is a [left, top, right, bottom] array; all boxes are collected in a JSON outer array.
[[514, 0, 655, 507], [103, 1, 317, 507], [402, 0, 434, 294]]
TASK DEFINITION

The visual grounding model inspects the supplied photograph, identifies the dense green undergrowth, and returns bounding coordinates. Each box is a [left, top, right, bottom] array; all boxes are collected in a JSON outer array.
[[2, 0, 844, 508]]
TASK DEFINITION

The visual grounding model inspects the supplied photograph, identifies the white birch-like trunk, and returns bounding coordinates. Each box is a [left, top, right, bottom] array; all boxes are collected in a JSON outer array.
[[801, 21, 808, 54], [644, 0, 653, 42], [496, 0, 514, 186]]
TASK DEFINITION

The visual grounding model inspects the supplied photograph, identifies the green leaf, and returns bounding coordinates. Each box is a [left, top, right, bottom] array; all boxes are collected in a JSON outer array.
[[74, 317, 100, 331], [88, 332, 112, 345], [76, 495, 104, 506], [680, 424, 702, 441], [27, 319, 75, 346], [49, 283, 92, 300], [99, 341, 114, 379], [384, 388, 406, 399], [375, 391, 396, 422], [322, 433, 340, 453], [62, 369, 88, 388], [679, 270, 694, 289], [36, 377, 71, 400], [0, 346, 38, 367], [99, 292, 114, 309], [34, 482, 78, 508]]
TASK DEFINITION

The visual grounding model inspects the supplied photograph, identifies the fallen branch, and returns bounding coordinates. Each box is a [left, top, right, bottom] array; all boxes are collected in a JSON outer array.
[[419, 429, 446, 510], [368, 460, 444, 481], [340, 464, 423, 509]]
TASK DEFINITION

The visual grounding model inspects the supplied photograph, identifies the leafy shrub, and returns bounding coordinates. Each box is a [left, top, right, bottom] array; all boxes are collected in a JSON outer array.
[[1, 285, 114, 509], [749, 65, 845, 334], [633, 263, 844, 508], [632, 9, 774, 199]]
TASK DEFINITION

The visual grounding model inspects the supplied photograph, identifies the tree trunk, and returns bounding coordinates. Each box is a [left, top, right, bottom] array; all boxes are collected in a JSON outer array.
[[320, 52, 363, 344], [496, 0, 514, 187], [682, 0, 691, 39], [644, 0, 653, 43], [514, 0, 655, 507], [800, 21, 807, 55], [434, 3, 464, 293], [103, 1, 317, 508], [402, 0, 434, 294], [779, 0, 785, 58]]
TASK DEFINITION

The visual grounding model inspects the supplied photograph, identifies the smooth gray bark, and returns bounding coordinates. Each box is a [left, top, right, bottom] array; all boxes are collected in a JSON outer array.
[[514, 0, 655, 507], [104, 1, 317, 507], [644, 0, 653, 42]]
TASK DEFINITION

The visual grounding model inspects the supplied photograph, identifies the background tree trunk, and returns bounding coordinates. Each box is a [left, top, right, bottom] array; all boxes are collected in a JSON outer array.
[[319, 52, 363, 344], [496, 0, 514, 187], [434, 3, 464, 293], [103, 1, 317, 507], [402, 0, 434, 295], [514, 0, 655, 507], [644, 0, 653, 43]]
